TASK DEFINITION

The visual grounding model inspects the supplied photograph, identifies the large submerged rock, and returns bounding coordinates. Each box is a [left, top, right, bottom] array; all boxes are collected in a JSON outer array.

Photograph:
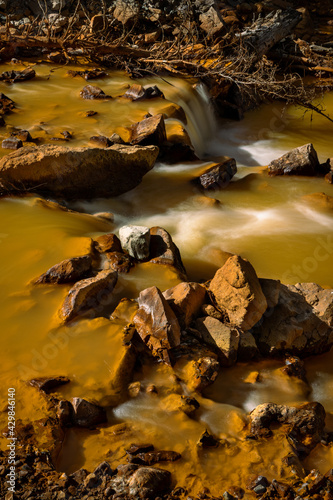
[[0, 144, 159, 199]]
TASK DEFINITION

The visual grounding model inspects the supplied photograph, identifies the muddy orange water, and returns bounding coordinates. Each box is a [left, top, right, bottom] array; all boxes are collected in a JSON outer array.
[[0, 62, 333, 494]]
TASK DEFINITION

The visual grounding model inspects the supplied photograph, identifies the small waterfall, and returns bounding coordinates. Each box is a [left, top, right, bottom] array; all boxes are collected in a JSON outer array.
[[164, 81, 218, 158]]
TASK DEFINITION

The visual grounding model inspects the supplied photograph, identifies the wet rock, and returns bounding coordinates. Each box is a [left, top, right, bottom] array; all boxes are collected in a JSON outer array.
[[253, 284, 333, 357], [67, 68, 107, 80], [131, 113, 166, 147], [196, 158, 237, 190], [1, 137, 22, 149], [80, 84, 112, 99], [209, 255, 267, 331], [133, 286, 181, 365], [89, 135, 111, 147], [113, 0, 140, 25], [100, 464, 170, 498], [281, 356, 308, 383], [178, 395, 200, 416], [126, 443, 154, 455], [195, 0, 226, 37], [57, 400, 74, 427], [149, 226, 187, 280], [59, 269, 118, 322], [259, 278, 281, 309], [268, 143, 322, 176], [163, 281, 206, 328], [105, 251, 133, 273], [173, 334, 220, 392], [0, 67, 35, 82], [83, 110, 98, 117], [159, 103, 187, 124], [325, 169, 333, 184], [0, 93, 15, 114], [94, 233, 122, 254], [29, 376, 70, 393], [249, 402, 326, 454], [194, 317, 239, 366], [34, 255, 92, 284], [71, 397, 107, 427], [122, 84, 164, 101], [119, 225, 150, 260], [93, 461, 113, 477], [288, 282, 333, 327], [0, 144, 159, 199], [162, 122, 197, 163], [128, 449, 181, 466]]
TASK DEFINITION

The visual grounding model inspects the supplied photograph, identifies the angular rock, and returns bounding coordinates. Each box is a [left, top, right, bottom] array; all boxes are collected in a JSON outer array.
[[29, 376, 70, 393], [209, 255, 267, 331], [80, 85, 111, 100], [131, 114, 166, 147], [133, 286, 181, 365], [119, 225, 150, 260], [128, 449, 181, 466], [159, 103, 187, 124], [259, 278, 281, 309], [35, 255, 92, 284], [163, 282, 206, 328], [71, 397, 107, 427], [288, 282, 333, 327], [149, 226, 187, 280], [11, 129, 33, 142], [0, 144, 159, 199], [109, 132, 125, 144], [94, 233, 122, 254], [122, 84, 164, 101], [249, 402, 326, 454], [253, 284, 333, 357], [196, 158, 237, 190], [268, 143, 321, 176], [195, 0, 226, 36], [59, 270, 118, 322], [2, 137, 22, 150], [113, 0, 140, 25], [194, 316, 239, 366]]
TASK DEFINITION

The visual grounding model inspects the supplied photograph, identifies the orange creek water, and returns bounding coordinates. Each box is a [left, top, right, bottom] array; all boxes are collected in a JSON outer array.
[[0, 62, 333, 495]]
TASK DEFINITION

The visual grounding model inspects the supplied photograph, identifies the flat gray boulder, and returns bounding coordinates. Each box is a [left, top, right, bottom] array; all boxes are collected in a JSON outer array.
[[0, 143, 159, 199]]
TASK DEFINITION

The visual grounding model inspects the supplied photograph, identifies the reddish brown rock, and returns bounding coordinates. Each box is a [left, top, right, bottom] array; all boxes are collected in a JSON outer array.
[[11, 129, 33, 142], [71, 397, 107, 427], [105, 251, 133, 273], [268, 143, 322, 176], [0, 92, 15, 114], [163, 282, 206, 328], [94, 233, 122, 254], [133, 286, 181, 365], [80, 85, 111, 100], [131, 114, 166, 147], [35, 255, 92, 284], [0, 67, 35, 82], [59, 270, 118, 322], [196, 158, 237, 190], [209, 255, 267, 331], [149, 226, 187, 280]]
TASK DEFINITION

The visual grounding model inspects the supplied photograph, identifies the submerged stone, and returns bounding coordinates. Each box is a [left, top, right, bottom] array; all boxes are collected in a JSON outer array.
[[80, 84, 111, 99], [29, 376, 70, 393]]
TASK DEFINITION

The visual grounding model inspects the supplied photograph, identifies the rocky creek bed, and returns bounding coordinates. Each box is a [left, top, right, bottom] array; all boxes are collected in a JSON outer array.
[[0, 1, 333, 500]]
